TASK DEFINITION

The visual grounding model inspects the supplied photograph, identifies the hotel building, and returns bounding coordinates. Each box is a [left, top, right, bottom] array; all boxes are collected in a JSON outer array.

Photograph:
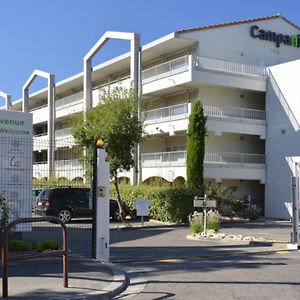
[[3, 14, 300, 219]]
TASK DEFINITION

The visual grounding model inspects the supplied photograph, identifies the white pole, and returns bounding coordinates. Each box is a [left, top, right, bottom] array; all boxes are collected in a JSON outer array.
[[96, 148, 110, 262], [203, 194, 207, 236]]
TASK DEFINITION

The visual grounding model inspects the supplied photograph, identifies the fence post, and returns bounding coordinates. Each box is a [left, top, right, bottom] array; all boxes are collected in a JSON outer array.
[[92, 141, 97, 259], [291, 176, 299, 246]]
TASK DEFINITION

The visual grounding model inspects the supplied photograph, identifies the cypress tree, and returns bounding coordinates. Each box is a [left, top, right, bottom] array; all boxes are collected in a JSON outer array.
[[186, 99, 207, 190]]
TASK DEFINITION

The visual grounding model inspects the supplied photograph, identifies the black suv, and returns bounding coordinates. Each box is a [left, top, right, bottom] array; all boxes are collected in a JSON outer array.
[[35, 187, 119, 222]]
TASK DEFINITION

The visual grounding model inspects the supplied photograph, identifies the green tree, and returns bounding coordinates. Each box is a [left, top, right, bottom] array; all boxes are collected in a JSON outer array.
[[186, 99, 207, 190], [71, 85, 143, 222]]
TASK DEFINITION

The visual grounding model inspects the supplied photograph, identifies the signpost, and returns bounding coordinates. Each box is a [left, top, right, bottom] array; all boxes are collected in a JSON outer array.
[[0, 110, 32, 231], [135, 199, 151, 226], [194, 195, 217, 235]]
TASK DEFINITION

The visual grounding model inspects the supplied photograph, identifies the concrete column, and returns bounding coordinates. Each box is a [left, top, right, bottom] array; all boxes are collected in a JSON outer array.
[[84, 59, 93, 110], [96, 148, 110, 262], [131, 35, 141, 185], [0, 92, 12, 110], [48, 74, 56, 179], [22, 88, 29, 112]]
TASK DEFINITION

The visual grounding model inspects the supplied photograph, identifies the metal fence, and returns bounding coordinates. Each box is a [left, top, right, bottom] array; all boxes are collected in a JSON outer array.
[[1, 136, 94, 257]]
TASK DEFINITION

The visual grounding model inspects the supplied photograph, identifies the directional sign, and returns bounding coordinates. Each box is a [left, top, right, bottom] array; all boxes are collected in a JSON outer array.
[[194, 199, 217, 208]]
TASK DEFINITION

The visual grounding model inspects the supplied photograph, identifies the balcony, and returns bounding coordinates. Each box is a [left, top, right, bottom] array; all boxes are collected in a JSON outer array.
[[141, 150, 266, 183], [142, 102, 266, 137], [33, 130, 74, 151], [141, 55, 266, 95], [30, 92, 84, 124], [195, 56, 266, 78], [33, 159, 84, 180], [204, 104, 266, 138]]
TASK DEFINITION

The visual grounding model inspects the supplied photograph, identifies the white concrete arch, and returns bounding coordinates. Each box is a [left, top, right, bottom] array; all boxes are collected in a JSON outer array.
[[83, 31, 141, 184], [22, 69, 55, 179]]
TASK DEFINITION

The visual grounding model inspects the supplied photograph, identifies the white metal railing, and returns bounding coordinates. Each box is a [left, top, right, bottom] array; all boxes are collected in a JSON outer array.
[[195, 56, 266, 78], [142, 55, 189, 83], [141, 102, 265, 124], [142, 151, 187, 167], [204, 152, 265, 165], [142, 103, 189, 122], [55, 159, 81, 169], [141, 54, 266, 85], [203, 104, 266, 121], [30, 104, 48, 112], [55, 128, 72, 138], [33, 159, 81, 168], [141, 150, 265, 167], [56, 91, 83, 110], [29, 91, 83, 113]]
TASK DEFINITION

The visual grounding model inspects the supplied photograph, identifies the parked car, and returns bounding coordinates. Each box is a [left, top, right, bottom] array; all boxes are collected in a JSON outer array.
[[32, 188, 43, 213], [35, 187, 120, 222]]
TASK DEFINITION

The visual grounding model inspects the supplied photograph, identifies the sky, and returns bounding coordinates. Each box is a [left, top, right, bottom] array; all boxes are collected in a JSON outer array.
[[0, 0, 300, 105]]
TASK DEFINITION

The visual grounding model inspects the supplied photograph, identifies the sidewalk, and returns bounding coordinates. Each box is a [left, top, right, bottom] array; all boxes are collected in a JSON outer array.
[[1, 256, 127, 300]]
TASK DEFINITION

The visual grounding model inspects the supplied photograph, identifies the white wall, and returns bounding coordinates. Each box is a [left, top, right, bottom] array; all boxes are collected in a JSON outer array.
[[206, 132, 265, 153], [266, 60, 300, 219], [180, 18, 300, 66], [197, 85, 265, 110]]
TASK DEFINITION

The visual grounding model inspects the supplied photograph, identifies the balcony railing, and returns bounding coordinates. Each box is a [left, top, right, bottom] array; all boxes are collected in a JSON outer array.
[[141, 54, 266, 85], [55, 128, 72, 138], [195, 56, 266, 78], [142, 103, 189, 122], [142, 56, 189, 83], [56, 91, 83, 111], [141, 151, 265, 167], [204, 104, 266, 121], [204, 152, 265, 166], [33, 159, 82, 170], [142, 102, 265, 125]]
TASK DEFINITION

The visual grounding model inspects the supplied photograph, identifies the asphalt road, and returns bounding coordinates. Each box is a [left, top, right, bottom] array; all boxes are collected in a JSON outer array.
[[110, 225, 300, 300]]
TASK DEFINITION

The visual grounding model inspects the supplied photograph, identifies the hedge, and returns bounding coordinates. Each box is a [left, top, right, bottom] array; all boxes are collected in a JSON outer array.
[[110, 184, 200, 224]]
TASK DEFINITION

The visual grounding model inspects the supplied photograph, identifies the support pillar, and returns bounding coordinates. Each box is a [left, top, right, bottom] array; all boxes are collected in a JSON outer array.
[[95, 148, 110, 262], [0, 92, 12, 110]]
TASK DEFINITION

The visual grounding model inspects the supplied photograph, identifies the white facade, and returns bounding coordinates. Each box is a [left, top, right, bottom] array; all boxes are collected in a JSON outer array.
[[6, 14, 300, 219]]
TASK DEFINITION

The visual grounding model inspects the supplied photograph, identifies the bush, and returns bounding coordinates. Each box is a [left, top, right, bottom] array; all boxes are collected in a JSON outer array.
[[189, 211, 221, 234], [110, 183, 200, 223], [32, 240, 62, 252], [243, 204, 262, 220], [207, 216, 220, 232], [204, 182, 244, 217], [8, 240, 30, 252]]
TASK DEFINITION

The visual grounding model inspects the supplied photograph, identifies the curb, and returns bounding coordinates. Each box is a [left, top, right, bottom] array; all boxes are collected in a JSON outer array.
[[186, 233, 290, 249], [48, 260, 128, 300]]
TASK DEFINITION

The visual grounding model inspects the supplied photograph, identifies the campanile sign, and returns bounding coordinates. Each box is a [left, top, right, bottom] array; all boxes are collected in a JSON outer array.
[[0, 110, 32, 230]]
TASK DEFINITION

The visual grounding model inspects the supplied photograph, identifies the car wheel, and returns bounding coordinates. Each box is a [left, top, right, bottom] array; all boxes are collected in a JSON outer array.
[[58, 209, 72, 223], [112, 207, 121, 221]]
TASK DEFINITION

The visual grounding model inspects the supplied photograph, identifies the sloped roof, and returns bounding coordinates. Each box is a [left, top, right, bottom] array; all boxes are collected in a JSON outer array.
[[176, 14, 300, 34]]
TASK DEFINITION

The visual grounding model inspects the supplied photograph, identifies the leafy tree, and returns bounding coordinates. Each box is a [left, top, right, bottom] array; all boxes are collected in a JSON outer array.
[[72, 85, 143, 222], [186, 99, 207, 191]]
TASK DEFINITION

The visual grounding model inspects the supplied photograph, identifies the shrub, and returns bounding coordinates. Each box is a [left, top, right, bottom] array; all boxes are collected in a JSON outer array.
[[204, 182, 244, 217], [32, 240, 62, 252], [189, 210, 221, 234], [207, 216, 220, 232], [111, 183, 200, 223], [243, 204, 262, 220], [190, 219, 204, 234], [8, 240, 30, 252]]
